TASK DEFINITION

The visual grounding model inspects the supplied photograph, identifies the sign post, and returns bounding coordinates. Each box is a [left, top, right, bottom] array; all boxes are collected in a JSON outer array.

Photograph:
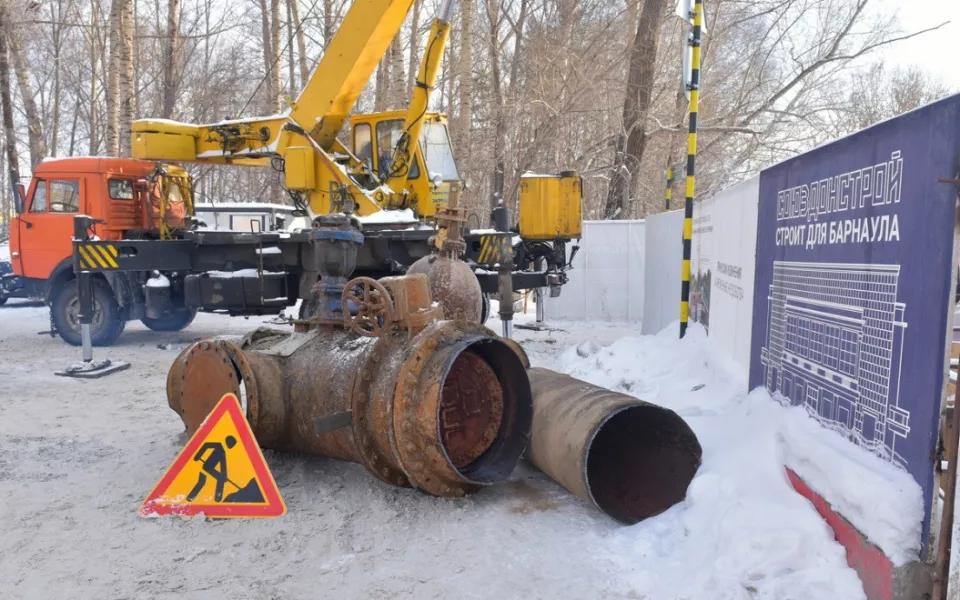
[[678, 0, 703, 338]]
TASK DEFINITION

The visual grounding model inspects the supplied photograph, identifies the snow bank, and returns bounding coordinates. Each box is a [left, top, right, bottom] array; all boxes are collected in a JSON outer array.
[[0, 243, 9, 262], [772, 392, 924, 564], [552, 321, 922, 597]]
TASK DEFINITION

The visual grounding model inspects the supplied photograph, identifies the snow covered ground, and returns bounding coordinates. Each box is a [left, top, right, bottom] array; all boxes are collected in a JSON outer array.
[[0, 297, 933, 599]]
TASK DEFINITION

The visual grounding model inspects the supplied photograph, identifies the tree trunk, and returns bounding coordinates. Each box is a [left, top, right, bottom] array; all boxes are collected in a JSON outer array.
[[119, 0, 135, 155], [89, 0, 102, 154], [257, 0, 275, 113], [49, 1, 64, 157], [323, 0, 334, 50], [450, 0, 472, 163], [407, 0, 421, 96], [106, 0, 122, 155], [288, 0, 310, 87], [603, 0, 667, 219], [375, 57, 389, 111], [132, 0, 140, 122], [69, 96, 81, 156], [286, 0, 296, 92], [485, 0, 505, 215], [161, 0, 181, 119], [3, 9, 46, 167], [387, 37, 405, 108], [270, 0, 282, 111], [503, 0, 528, 215], [0, 26, 18, 212]]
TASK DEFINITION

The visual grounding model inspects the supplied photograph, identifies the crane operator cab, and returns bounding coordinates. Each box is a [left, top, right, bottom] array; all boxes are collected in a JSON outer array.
[[350, 110, 459, 219]]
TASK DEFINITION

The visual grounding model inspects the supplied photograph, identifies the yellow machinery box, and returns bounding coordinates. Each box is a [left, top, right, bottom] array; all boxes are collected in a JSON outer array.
[[284, 146, 317, 190], [518, 171, 583, 240]]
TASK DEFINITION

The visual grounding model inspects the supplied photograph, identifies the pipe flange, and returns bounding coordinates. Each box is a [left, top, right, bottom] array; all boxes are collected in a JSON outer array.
[[166, 339, 242, 435], [351, 342, 410, 488], [215, 339, 261, 431]]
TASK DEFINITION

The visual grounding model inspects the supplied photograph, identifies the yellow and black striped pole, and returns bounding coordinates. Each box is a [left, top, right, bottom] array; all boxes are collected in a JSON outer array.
[[665, 166, 673, 210], [679, 0, 702, 339]]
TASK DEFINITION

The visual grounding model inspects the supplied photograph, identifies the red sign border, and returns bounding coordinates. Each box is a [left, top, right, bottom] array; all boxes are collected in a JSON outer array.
[[139, 393, 286, 518]]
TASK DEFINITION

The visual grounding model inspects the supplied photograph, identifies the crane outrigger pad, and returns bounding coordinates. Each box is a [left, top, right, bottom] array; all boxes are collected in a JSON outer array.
[[55, 358, 131, 379]]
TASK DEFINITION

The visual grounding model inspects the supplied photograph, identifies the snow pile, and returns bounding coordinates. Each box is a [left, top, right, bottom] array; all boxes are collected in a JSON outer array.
[[357, 208, 418, 224], [549, 322, 922, 597], [0, 243, 9, 262], [145, 273, 170, 288], [775, 396, 924, 564], [205, 269, 268, 278]]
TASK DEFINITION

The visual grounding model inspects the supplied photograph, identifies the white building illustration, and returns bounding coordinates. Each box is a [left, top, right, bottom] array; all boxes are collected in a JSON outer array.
[[759, 261, 909, 465]]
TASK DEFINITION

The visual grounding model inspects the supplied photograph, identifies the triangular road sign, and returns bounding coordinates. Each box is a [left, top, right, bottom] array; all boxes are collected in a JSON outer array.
[[139, 393, 286, 518]]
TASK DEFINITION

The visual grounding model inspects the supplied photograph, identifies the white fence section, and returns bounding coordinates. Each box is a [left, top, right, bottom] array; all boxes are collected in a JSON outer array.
[[543, 220, 645, 322], [690, 176, 760, 372], [641, 209, 684, 335]]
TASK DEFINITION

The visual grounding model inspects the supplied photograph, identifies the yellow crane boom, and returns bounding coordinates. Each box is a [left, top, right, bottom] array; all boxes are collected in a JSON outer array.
[[130, 0, 452, 218]]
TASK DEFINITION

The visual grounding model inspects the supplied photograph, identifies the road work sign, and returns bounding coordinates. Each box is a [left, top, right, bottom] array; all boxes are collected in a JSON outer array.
[[139, 393, 286, 518]]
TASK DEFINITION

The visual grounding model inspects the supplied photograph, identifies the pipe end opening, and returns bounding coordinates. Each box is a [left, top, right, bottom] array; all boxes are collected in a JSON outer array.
[[586, 405, 702, 525], [438, 339, 533, 484]]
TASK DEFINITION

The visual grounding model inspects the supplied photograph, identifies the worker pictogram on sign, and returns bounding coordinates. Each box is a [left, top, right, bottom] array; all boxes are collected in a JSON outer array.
[[139, 393, 286, 518]]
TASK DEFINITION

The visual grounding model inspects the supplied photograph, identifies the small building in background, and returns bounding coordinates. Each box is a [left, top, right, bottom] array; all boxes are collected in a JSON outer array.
[[193, 202, 297, 232]]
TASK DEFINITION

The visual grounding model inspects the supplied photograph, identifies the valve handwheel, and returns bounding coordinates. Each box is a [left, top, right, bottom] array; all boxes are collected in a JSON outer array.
[[342, 277, 395, 337]]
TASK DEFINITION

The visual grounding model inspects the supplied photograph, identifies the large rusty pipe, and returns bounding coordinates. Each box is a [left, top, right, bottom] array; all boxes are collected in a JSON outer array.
[[525, 368, 702, 524], [167, 321, 532, 498]]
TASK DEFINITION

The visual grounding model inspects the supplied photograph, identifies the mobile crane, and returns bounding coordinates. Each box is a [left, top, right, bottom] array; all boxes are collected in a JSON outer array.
[[3, 0, 582, 347]]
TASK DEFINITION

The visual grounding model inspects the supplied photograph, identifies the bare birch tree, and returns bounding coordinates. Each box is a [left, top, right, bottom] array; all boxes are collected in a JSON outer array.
[[161, 0, 181, 119]]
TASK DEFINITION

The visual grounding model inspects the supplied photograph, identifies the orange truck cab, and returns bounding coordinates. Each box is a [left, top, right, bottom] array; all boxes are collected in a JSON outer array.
[[1, 157, 194, 344]]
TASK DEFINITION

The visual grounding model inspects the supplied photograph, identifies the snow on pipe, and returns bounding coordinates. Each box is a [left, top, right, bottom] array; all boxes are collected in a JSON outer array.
[[525, 367, 703, 524], [166, 319, 533, 498]]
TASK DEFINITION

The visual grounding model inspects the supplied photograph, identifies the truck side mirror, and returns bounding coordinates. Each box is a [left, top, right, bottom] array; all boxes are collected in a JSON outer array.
[[13, 182, 24, 214]]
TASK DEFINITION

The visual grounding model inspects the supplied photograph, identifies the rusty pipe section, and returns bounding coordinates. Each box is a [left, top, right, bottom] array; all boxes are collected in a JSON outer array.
[[167, 320, 532, 498], [525, 367, 703, 524]]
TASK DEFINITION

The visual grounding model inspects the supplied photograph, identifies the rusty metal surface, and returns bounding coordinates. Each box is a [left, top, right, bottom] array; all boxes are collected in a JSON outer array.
[[342, 276, 395, 337], [379, 274, 443, 336], [440, 350, 504, 469], [166, 341, 241, 435], [166, 314, 532, 499], [393, 322, 533, 496], [406, 254, 482, 322], [525, 367, 702, 525]]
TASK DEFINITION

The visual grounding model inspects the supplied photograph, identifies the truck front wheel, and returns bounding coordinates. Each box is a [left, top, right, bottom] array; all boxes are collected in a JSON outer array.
[[141, 309, 197, 332], [51, 278, 125, 346]]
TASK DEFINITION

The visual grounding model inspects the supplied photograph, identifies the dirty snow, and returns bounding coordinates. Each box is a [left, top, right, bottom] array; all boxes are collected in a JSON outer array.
[[0, 298, 906, 599]]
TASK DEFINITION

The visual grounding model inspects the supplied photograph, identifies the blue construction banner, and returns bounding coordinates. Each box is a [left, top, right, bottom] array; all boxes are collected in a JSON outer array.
[[749, 95, 960, 555]]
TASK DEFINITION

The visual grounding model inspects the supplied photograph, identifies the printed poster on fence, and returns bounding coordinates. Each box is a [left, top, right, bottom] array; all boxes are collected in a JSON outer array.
[[748, 95, 960, 555], [691, 178, 760, 372]]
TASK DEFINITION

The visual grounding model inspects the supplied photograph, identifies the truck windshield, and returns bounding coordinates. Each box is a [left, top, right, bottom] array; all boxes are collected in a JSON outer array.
[[419, 122, 459, 182], [376, 119, 420, 180]]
